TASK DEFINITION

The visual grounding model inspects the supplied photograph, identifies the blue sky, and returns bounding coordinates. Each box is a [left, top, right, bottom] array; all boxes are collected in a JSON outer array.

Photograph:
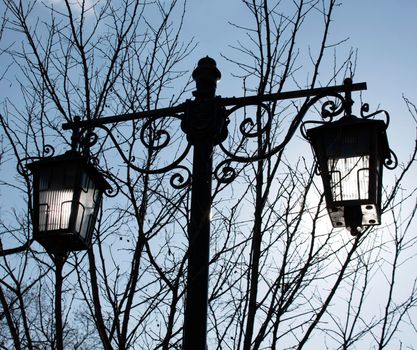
[[184, 0, 417, 97], [0, 2, 416, 348]]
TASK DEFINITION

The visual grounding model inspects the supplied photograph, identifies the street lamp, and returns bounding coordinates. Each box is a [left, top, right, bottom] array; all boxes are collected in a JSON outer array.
[[305, 111, 392, 235], [22, 57, 396, 350], [27, 151, 110, 256]]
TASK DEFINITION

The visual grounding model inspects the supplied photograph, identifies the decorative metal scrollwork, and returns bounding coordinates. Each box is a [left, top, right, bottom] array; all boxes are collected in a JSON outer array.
[[220, 92, 346, 165], [214, 160, 237, 184], [300, 93, 346, 134], [89, 117, 192, 180], [43, 144, 56, 157], [218, 102, 273, 162], [17, 144, 56, 177], [360, 103, 390, 127], [230, 102, 273, 138], [59, 76, 385, 191], [359, 105, 396, 169], [81, 130, 99, 149], [320, 95, 345, 121], [140, 117, 171, 151], [170, 165, 192, 189], [103, 180, 119, 198], [384, 149, 398, 170]]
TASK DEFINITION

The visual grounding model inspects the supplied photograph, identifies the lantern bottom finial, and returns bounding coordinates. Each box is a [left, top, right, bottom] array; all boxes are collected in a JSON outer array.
[[348, 226, 362, 236], [344, 206, 362, 232]]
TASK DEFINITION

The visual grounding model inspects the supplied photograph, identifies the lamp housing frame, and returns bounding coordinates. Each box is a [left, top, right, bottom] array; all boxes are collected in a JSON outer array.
[[306, 114, 391, 231], [28, 151, 110, 255]]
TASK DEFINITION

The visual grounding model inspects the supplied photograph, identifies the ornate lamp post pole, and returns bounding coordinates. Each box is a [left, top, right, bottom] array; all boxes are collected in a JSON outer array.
[[180, 58, 225, 350], [18, 57, 396, 349]]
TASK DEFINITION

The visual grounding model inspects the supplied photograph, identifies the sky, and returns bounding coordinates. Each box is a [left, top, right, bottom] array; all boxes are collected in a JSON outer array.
[[0, 1, 416, 348]]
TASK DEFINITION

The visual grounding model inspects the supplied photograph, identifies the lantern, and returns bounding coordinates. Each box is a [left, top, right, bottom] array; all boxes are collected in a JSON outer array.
[[306, 115, 390, 235], [28, 152, 110, 254]]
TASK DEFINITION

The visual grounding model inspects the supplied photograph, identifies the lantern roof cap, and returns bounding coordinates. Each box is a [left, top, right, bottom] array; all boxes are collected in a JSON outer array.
[[306, 114, 391, 159], [313, 114, 387, 129], [27, 151, 111, 190]]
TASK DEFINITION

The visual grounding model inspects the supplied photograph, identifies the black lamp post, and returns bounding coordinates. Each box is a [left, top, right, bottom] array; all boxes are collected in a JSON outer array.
[[22, 57, 396, 350]]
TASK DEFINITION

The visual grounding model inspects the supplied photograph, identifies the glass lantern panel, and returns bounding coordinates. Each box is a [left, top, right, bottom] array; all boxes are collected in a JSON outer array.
[[39, 172, 74, 232], [328, 156, 370, 202], [75, 173, 100, 239]]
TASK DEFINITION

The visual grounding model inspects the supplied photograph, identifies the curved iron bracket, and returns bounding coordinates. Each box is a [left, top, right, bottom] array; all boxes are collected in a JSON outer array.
[[65, 109, 192, 192]]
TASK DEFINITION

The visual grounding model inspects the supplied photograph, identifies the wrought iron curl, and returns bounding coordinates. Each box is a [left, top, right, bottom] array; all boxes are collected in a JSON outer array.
[[17, 158, 32, 177], [320, 95, 345, 121], [224, 102, 273, 139], [140, 116, 175, 151], [170, 165, 192, 189], [384, 149, 398, 170], [359, 103, 397, 169], [214, 160, 237, 184], [43, 144, 56, 157], [17, 144, 56, 177], [300, 92, 347, 141], [104, 184, 119, 198], [360, 103, 390, 128], [81, 129, 99, 149], [218, 102, 273, 163]]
